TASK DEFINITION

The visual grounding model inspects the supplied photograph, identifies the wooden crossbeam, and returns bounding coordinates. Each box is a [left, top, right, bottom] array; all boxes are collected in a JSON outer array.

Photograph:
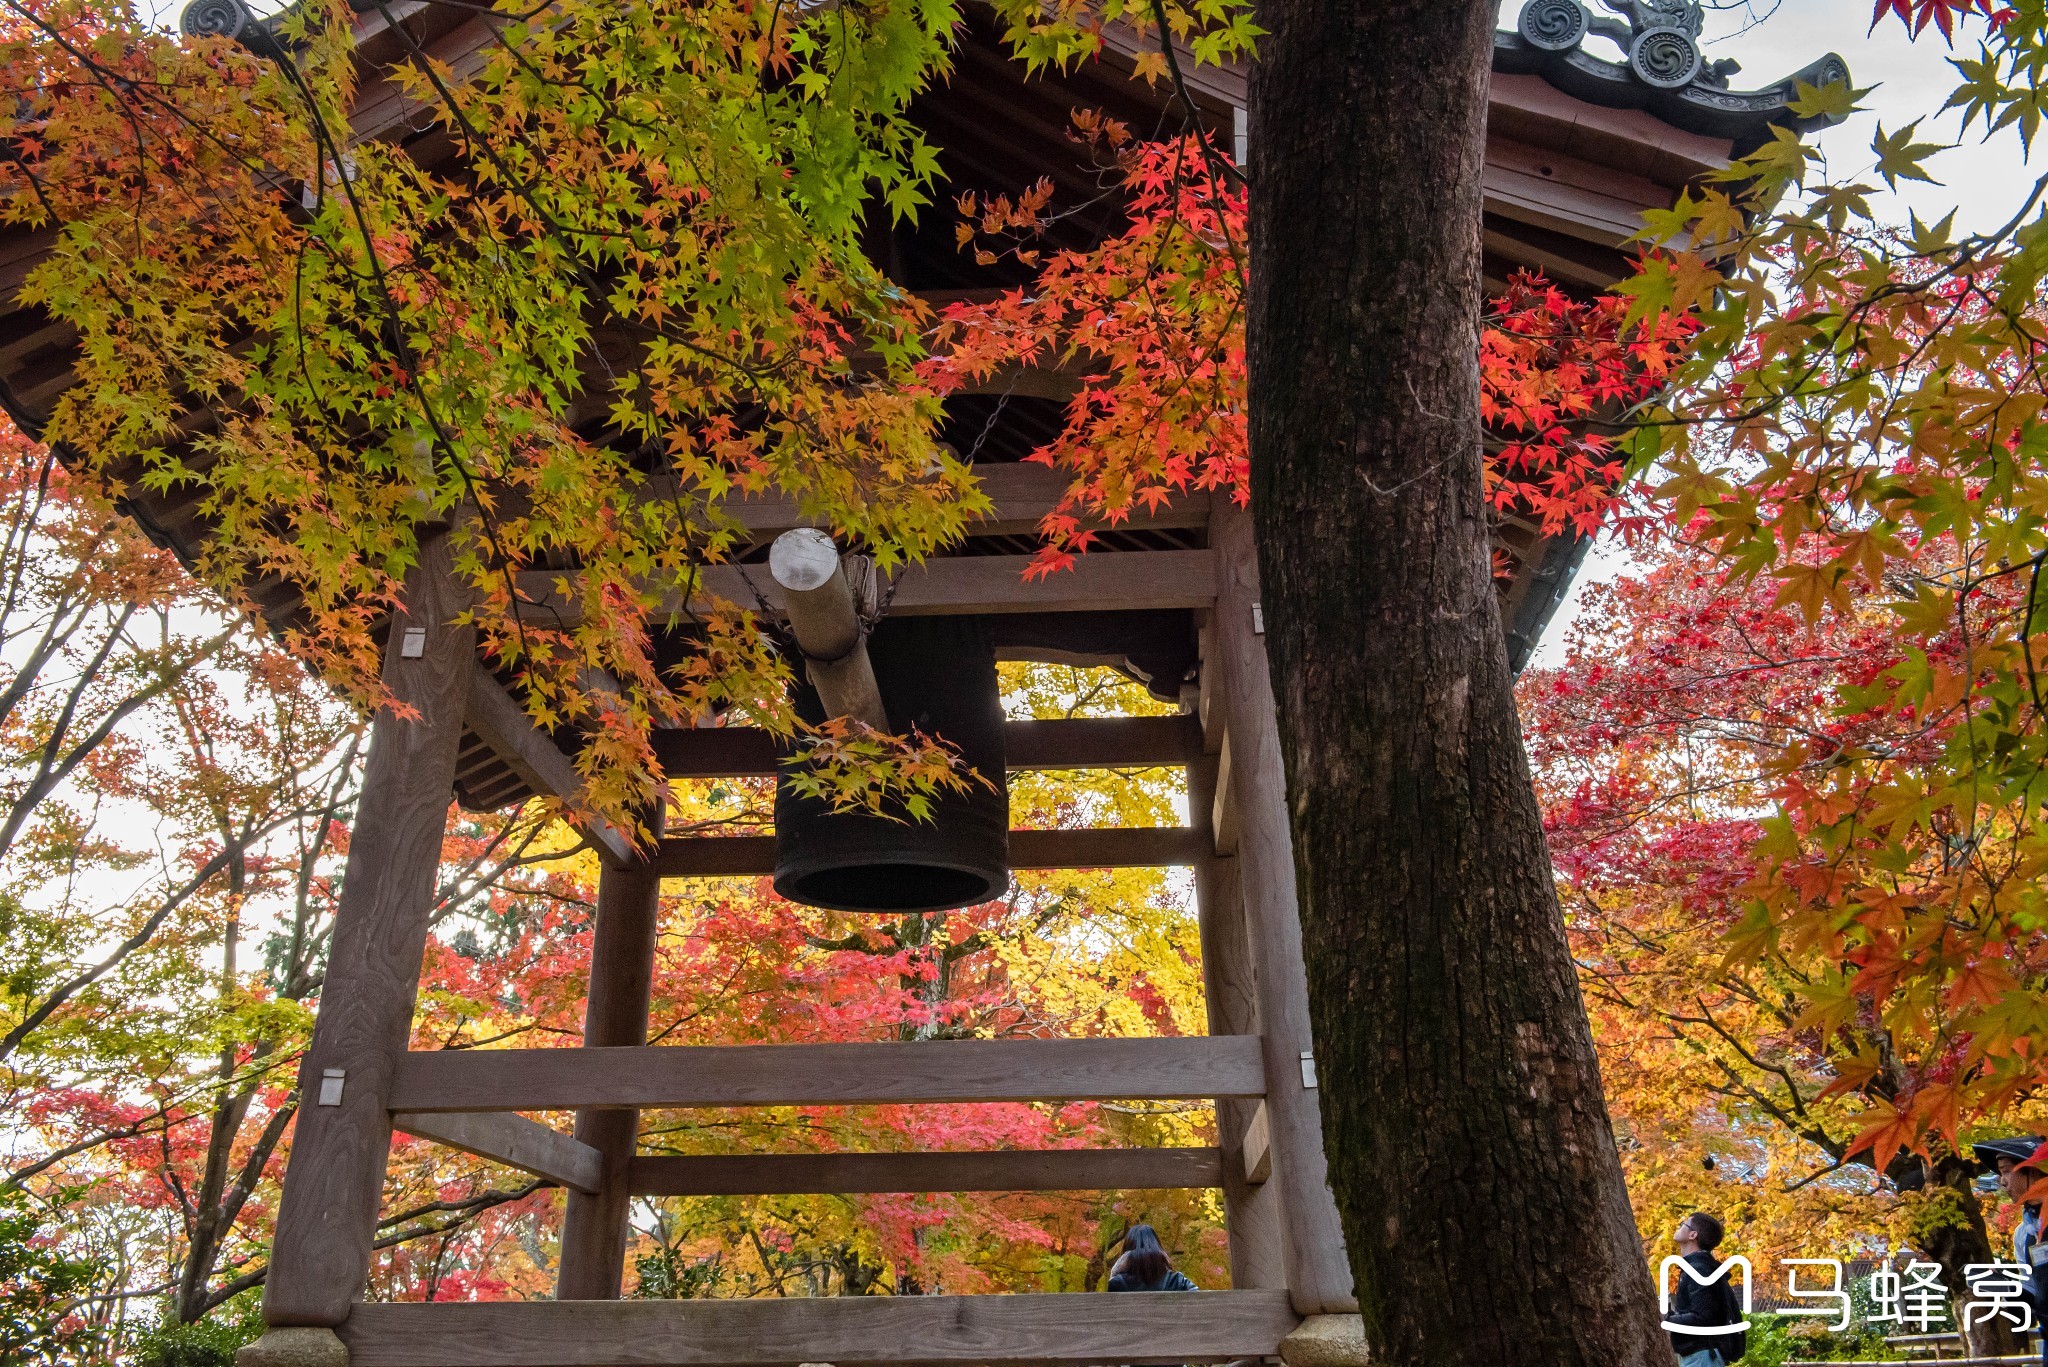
[[464, 668, 634, 864], [1012, 826, 1208, 868], [396, 1112, 603, 1194], [630, 1146, 1223, 1196], [514, 549, 1215, 626], [1006, 714, 1201, 768], [388, 1036, 1265, 1113], [652, 826, 1208, 879], [651, 714, 1200, 779], [337, 1290, 1301, 1367], [684, 461, 1210, 540]]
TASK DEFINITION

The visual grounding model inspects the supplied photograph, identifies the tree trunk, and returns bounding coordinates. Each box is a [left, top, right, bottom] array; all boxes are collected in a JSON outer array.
[[1245, 4, 1668, 1364], [1912, 1155, 2026, 1358]]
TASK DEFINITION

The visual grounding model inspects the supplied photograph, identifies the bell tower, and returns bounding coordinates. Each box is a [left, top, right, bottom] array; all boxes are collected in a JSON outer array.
[[0, 2, 1848, 1364]]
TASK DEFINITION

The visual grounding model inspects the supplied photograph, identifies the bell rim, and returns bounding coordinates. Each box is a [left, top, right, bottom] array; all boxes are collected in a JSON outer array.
[[772, 851, 1011, 914]]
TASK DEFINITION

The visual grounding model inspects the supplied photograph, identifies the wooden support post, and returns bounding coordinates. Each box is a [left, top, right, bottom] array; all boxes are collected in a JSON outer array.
[[261, 533, 473, 1328], [1206, 500, 1357, 1315], [1188, 738, 1285, 1292], [555, 857, 662, 1300]]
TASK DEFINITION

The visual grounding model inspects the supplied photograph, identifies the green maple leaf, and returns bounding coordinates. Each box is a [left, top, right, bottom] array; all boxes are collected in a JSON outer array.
[[1787, 77, 1869, 124], [1871, 120, 1946, 190]]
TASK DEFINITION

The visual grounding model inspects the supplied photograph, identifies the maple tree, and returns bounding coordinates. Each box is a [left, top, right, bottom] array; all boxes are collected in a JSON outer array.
[[1521, 531, 2048, 1356], [0, 0, 1660, 833], [1604, 0, 2048, 1187], [0, 417, 620, 1353], [0, 0, 1275, 842], [923, 131, 1688, 575], [1471, 4, 2048, 1344]]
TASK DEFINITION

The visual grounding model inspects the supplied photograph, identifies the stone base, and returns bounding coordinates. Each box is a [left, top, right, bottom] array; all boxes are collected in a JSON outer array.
[[237, 1327, 348, 1367], [1279, 1313, 1368, 1367]]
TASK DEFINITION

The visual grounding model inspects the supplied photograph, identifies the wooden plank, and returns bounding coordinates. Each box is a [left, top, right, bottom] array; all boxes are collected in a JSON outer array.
[[1241, 1103, 1272, 1186], [514, 549, 1216, 626], [1482, 219, 1628, 290], [1205, 500, 1357, 1315], [389, 1036, 1266, 1113], [262, 534, 475, 1327], [557, 859, 664, 1299], [465, 667, 634, 864], [396, 1112, 602, 1195], [630, 1146, 1224, 1196], [651, 715, 1200, 780], [349, 12, 500, 145], [651, 826, 1208, 879], [338, 1290, 1301, 1367]]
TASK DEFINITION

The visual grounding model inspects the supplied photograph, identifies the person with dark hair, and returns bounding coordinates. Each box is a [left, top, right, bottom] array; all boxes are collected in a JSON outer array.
[[1666, 1212, 1744, 1367], [1977, 1137, 2048, 1366], [1106, 1224, 1196, 1292]]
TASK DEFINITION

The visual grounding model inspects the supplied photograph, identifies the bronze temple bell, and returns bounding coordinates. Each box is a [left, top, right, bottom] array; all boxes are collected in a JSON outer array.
[[766, 530, 1010, 913]]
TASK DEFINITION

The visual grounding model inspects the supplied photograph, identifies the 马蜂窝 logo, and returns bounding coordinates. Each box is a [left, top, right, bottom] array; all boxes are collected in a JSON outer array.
[[1658, 1255, 1751, 1335]]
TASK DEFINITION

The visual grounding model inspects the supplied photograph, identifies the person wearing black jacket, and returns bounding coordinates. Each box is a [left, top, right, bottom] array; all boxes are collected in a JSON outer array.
[[1666, 1213, 1743, 1367], [1106, 1225, 1197, 1292], [1975, 1137, 2048, 1367]]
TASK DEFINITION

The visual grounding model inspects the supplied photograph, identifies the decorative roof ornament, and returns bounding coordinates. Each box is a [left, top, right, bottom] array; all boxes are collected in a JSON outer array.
[[180, 0, 255, 40], [1501, 0, 1850, 142], [178, 0, 283, 56], [1519, 0, 1720, 89]]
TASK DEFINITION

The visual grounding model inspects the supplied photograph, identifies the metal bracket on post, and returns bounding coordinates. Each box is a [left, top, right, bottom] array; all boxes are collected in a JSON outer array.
[[316, 1068, 346, 1106], [1298, 1052, 1317, 1089]]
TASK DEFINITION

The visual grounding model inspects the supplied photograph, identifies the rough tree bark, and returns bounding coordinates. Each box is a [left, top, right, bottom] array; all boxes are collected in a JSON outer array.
[[1908, 1154, 2026, 1358], [1245, 4, 1669, 1363]]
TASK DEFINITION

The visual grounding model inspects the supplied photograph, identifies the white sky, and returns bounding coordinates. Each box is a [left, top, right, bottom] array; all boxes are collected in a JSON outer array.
[[1521, 0, 2044, 669]]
